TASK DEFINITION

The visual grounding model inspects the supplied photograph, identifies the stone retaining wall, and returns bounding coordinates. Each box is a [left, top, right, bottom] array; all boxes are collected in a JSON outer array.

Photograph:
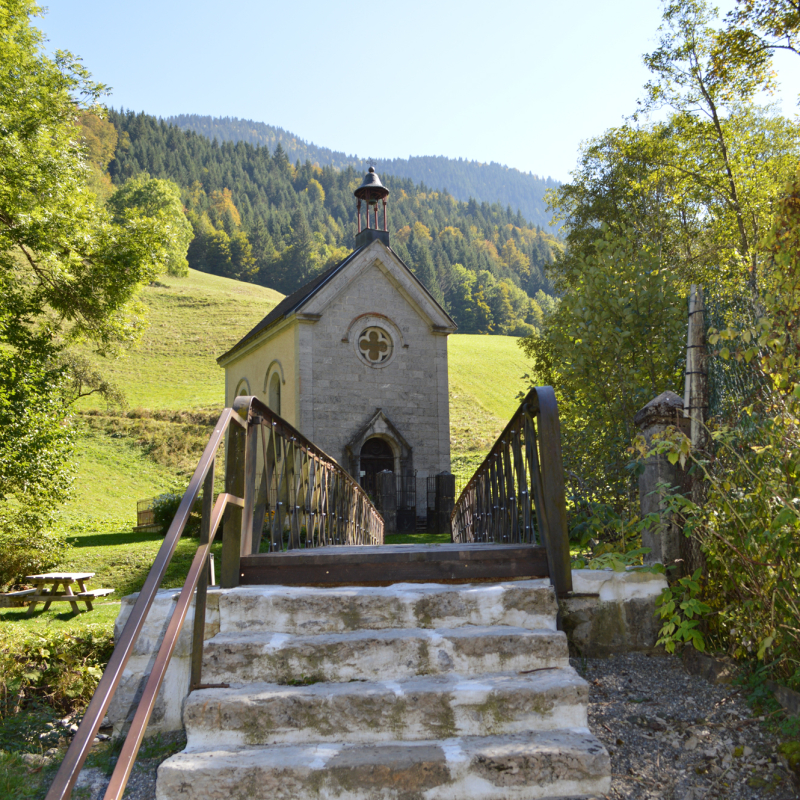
[[108, 589, 222, 737], [559, 569, 667, 658]]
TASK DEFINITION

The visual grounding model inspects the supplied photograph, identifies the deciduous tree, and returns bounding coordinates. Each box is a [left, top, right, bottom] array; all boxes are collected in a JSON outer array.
[[0, 0, 187, 583]]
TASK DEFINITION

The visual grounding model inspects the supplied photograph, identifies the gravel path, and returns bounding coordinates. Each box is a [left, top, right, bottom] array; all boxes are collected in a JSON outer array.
[[70, 652, 798, 800], [580, 652, 799, 800]]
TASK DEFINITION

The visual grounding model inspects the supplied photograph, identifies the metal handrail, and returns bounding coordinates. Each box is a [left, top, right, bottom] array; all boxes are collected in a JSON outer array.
[[103, 491, 234, 798], [46, 407, 239, 800], [46, 396, 384, 800], [450, 386, 572, 597]]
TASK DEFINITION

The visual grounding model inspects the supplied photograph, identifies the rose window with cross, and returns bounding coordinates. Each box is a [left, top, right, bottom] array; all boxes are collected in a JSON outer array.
[[358, 327, 393, 365]]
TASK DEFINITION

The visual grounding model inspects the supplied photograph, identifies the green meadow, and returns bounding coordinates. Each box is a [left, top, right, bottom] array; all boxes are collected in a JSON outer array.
[[75, 269, 284, 410]]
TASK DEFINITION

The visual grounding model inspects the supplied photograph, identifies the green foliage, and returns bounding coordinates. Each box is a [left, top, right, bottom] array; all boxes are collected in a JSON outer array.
[[0, 518, 68, 592], [58, 351, 125, 407], [653, 167, 800, 677], [570, 499, 661, 569], [0, 624, 114, 717], [650, 399, 800, 674], [151, 491, 201, 536], [108, 174, 193, 277], [0, 2, 188, 591], [106, 109, 560, 335], [0, 11, 171, 355], [639, 0, 800, 298], [655, 569, 712, 653], [718, 0, 800, 81], [520, 226, 687, 511], [0, 349, 73, 589], [519, 0, 799, 529]]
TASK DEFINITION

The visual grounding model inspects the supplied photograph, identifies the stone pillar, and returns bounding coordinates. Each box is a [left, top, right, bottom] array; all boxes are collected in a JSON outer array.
[[633, 391, 690, 577], [377, 470, 397, 533]]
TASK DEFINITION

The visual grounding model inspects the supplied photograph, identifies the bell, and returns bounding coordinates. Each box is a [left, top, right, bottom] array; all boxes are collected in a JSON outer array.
[[354, 167, 389, 202]]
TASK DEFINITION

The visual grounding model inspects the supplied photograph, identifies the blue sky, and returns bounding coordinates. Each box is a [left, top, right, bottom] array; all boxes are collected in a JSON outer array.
[[38, 0, 799, 182]]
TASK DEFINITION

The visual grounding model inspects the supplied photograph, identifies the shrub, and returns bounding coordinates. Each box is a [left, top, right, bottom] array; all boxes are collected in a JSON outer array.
[[0, 510, 68, 590], [151, 492, 201, 537], [651, 421, 800, 682], [0, 625, 114, 717]]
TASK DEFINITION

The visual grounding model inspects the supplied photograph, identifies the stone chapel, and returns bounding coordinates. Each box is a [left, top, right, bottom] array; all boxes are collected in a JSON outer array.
[[217, 168, 457, 517]]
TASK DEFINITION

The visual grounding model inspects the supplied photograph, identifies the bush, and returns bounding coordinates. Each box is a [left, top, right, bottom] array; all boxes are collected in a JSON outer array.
[[151, 492, 201, 537], [0, 510, 68, 590], [0, 625, 114, 717], [651, 419, 800, 682]]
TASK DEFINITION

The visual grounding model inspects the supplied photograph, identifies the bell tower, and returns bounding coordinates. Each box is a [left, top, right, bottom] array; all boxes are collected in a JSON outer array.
[[354, 166, 390, 248]]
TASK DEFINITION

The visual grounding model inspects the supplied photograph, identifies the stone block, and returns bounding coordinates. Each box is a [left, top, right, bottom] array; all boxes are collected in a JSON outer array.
[[559, 569, 667, 658], [182, 668, 588, 749], [201, 626, 569, 685], [157, 730, 610, 800], [107, 588, 221, 737]]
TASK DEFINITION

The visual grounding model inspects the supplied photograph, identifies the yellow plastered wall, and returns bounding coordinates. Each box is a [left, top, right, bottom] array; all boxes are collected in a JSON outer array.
[[223, 319, 299, 428]]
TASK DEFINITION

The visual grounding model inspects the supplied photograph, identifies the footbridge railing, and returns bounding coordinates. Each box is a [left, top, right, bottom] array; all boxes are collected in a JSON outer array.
[[46, 396, 383, 800], [451, 386, 572, 597]]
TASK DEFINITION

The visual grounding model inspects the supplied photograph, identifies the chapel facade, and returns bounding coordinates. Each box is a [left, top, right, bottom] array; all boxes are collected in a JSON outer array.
[[217, 168, 457, 518]]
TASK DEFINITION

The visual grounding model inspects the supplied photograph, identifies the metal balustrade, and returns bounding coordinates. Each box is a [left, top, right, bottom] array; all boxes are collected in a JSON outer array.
[[450, 386, 572, 597]]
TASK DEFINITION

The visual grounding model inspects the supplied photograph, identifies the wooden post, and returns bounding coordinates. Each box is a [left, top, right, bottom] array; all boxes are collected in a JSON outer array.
[[239, 415, 259, 557], [535, 388, 573, 597], [190, 464, 215, 689], [683, 285, 709, 576], [220, 413, 246, 588], [251, 424, 269, 555]]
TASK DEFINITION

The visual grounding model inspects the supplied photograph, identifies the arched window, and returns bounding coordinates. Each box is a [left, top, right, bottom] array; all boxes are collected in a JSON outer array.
[[235, 378, 250, 397], [268, 371, 281, 416]]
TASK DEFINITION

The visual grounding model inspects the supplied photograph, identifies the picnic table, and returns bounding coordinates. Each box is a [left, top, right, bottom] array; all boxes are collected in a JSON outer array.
[[22, 572, 113, 614]]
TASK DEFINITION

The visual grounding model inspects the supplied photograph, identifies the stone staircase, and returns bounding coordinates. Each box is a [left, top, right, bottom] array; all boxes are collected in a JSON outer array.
[[156, 580, 611, 800]]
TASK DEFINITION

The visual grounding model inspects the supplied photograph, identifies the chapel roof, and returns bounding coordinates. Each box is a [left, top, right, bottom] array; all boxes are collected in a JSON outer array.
[[217, 246, 366, 364], [217, 241, 456, 364]]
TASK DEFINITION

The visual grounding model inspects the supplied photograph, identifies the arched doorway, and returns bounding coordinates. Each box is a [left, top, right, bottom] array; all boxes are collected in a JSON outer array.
[[360, 437, 394, 494]]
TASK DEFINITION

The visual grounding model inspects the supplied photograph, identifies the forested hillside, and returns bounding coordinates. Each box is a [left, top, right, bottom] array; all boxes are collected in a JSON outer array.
[[165, 114, 560, 233], [106, 110, 559, 336]]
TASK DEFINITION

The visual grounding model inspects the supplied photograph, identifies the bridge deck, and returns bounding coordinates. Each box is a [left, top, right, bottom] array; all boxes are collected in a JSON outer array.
[[240, 542, 549, 586]]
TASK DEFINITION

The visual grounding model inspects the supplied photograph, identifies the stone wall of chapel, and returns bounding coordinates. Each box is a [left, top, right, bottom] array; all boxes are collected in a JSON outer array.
[[309, 265, 451, 478]]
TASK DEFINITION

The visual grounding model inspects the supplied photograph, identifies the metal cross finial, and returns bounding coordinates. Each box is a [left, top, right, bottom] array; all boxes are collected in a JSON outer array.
[[367, 157, 375, 169]]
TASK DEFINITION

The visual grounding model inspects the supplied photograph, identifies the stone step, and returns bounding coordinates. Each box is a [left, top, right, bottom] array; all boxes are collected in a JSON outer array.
[[184, 667, 588, 749], [202, 626, 569, 685], [156, 729, 611, 800], [217, 580, 558, 636]]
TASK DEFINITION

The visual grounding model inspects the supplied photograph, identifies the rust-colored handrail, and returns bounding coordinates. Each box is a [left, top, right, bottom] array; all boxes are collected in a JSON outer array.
[[450, 386, 572, 597], [46, 407, 240, 800], [46, 396, 383, 800], [103, 492, 234, 798]]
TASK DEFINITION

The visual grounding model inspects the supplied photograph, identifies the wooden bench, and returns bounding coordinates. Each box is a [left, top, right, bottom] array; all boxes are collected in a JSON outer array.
[[0, 588, 37, 608], [23, 573, 114, 614]]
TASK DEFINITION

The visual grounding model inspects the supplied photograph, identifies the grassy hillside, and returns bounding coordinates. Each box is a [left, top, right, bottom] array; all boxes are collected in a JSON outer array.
[[65, 426, 179, 520], [448, 335, 530, 479], [78, 269, 283, 410]]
